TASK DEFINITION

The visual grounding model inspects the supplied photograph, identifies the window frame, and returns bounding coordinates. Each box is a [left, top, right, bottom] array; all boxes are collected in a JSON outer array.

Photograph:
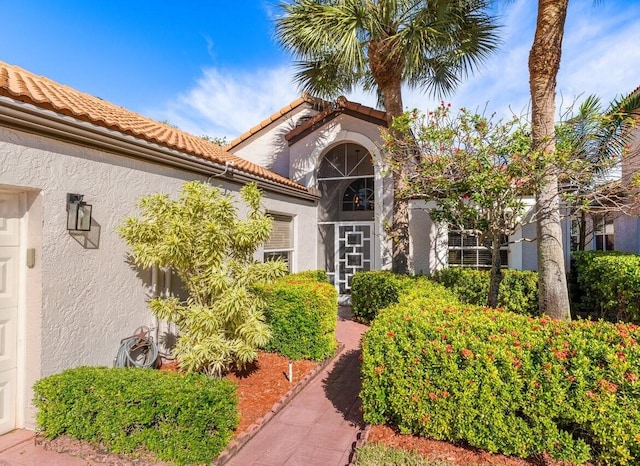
[[263, 213, 295, 272], [447, 227, 509, 269]]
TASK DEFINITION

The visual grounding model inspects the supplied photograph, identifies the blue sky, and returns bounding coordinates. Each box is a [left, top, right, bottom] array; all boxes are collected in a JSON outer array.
[[2, 1, 640, 140]]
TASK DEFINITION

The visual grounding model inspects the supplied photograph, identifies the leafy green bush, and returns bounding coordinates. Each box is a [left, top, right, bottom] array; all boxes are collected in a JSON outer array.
[[355, 443, 448, 465], [351, 271, 416, 323], [260, 272, 338, 360], [361, 287, 640, 465], [432, 268, 539, 316], [120, 181, 287, 376], [572, 251, 640, 322], [33, 367, 238, 465], [289, 269, 329, 282]]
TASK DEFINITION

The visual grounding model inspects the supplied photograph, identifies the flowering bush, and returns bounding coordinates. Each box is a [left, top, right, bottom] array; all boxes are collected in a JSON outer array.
[[361, 281, 640, 464]]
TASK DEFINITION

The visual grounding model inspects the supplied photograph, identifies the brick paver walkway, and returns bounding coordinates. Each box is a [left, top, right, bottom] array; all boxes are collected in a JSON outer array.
[[225, 307, 368, 466]]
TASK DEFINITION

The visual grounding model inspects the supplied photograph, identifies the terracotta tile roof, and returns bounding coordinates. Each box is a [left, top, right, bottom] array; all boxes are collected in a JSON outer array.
[[225, 94, 388, 150], [224, 93, 325, 151], [285, 96, 388, 145], [0, 61, 309, 193]]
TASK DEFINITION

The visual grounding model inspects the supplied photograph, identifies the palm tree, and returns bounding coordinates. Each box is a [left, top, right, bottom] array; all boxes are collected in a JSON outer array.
[[276, 0, 500, 274], [559, 93, 640, 251], [528, 0, 572, 319]]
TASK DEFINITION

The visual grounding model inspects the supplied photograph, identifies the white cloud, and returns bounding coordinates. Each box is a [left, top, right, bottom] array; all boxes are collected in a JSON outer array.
[[152, 0, 640, 139], [149, 66, 300, 140]]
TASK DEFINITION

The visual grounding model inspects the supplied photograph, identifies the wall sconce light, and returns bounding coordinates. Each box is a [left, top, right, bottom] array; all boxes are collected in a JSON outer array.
[[66, 193, 92, 231]]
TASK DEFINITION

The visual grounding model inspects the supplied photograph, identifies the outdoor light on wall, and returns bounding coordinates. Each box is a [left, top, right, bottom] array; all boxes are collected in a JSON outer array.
[[66, 193, 92, 231]]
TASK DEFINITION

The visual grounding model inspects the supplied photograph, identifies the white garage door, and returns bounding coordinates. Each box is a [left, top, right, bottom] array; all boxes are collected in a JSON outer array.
[[0, 193, 19, 435]]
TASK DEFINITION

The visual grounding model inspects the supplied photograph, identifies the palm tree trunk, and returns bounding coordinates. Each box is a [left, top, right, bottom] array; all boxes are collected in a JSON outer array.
[[380, 78, 410, 274], [529, 0, 571, 320]]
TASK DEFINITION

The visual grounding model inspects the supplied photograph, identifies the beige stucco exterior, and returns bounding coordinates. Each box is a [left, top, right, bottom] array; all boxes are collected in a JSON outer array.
[[0, 99, 318, 429]]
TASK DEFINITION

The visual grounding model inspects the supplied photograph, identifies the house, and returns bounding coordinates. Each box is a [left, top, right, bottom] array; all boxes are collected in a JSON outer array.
[[225, 94, 543, 279], [2, 58, 633, 434], [0, 61, 319, 433]]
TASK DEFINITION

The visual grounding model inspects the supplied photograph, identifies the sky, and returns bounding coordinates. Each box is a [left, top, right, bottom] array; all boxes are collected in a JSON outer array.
[[2, 1, 640, 141]]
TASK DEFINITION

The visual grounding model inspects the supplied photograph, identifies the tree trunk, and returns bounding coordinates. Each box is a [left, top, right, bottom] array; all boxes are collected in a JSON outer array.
[[529, 0, 571, 320], [380, 79, 409, 273], [579, 210, 586, 251], [487, 232, 503, 308]]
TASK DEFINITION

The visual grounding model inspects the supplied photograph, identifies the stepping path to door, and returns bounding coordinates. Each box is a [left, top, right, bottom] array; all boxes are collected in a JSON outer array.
[[224, 306, 369, 466], [0, 307, 368, 466]]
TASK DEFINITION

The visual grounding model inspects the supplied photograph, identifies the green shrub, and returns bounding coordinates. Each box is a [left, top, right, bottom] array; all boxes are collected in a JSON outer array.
[[432, 268, 539, 316], [33, 367, 238, 465], [260, 272, 338, 360], [572, 251, 640, 322], [351, 271, 416, 323], [289, 269, 329, 282], [120, 181, 287, 376], [355, 443, 447, 465], [361, 289, 640, 465]]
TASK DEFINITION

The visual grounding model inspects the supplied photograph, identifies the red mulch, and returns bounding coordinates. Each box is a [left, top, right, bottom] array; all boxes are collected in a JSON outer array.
[[224, 351, 318, 434]]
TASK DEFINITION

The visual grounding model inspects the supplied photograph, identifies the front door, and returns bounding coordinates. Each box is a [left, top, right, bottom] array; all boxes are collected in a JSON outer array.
[[334, 222, 374, 295], [0, 193, 19, 435]]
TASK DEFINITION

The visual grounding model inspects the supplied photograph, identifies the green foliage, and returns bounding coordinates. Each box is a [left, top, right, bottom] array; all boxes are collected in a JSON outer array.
[[432, 268, 539, 316], [119, 181, 287, 376], [287, 269, 329, 282], [33, 367, 238, 465], [555, 94, 640, 225], [259, 271, 338, 360], [383, 106, 536, 307], [355, 443, 447, 465], [572, 251, 640, 322], [361, 286, 640, 465], [275, 0, 500, 103], [351, 271, 415, 323]]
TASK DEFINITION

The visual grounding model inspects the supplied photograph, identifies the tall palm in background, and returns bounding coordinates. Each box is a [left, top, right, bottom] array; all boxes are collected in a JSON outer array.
[[528, 0, 572, 319], [276, 0, 500, 274]]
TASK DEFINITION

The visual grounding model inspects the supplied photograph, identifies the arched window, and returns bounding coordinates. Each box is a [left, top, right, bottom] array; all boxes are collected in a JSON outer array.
[[342, 178, 374, 211]]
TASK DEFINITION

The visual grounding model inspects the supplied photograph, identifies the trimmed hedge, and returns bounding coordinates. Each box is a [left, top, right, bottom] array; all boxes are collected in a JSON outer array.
[[432, 268, 539, 316], [361, 281, 640, 465], [351, 271, 415, 323], [261, 271, 338, 360], [572, 251, 640, 322], [33, 367, 238, 465]]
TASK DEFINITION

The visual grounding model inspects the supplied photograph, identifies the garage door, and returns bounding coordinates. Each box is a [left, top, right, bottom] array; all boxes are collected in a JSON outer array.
[[0, 193, 19, 435]]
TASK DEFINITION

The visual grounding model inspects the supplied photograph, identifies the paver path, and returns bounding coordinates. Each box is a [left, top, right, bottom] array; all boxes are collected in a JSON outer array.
[[225, 307, 368, 466]]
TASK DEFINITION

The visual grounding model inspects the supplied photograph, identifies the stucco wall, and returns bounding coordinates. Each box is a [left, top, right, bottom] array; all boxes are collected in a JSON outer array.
[[616, 125, 640, 254], [0, 125, 317, 428], [232, 106, 316, 178]]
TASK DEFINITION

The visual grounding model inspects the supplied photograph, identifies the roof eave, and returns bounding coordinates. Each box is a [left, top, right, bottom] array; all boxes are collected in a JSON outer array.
[[0, 96, 319, 201]]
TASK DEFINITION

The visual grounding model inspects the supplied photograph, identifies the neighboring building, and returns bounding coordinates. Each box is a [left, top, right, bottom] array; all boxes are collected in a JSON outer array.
[[0, 62, 319, 433], [613, 85, 640, 254]]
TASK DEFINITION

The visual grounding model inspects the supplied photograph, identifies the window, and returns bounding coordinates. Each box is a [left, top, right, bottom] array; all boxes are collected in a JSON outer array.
[[342, 178, 375, 211], [264, 214, 294, 271], [447, 227, 508, 269], [594, 215, 614, 251]]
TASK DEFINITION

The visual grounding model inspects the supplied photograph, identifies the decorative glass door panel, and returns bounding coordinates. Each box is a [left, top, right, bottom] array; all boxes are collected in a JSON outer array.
[[335, 222, 373, 294]]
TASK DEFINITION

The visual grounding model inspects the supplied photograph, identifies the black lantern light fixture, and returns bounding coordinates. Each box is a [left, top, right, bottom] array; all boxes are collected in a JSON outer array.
[[66, 193, 92, 231]]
